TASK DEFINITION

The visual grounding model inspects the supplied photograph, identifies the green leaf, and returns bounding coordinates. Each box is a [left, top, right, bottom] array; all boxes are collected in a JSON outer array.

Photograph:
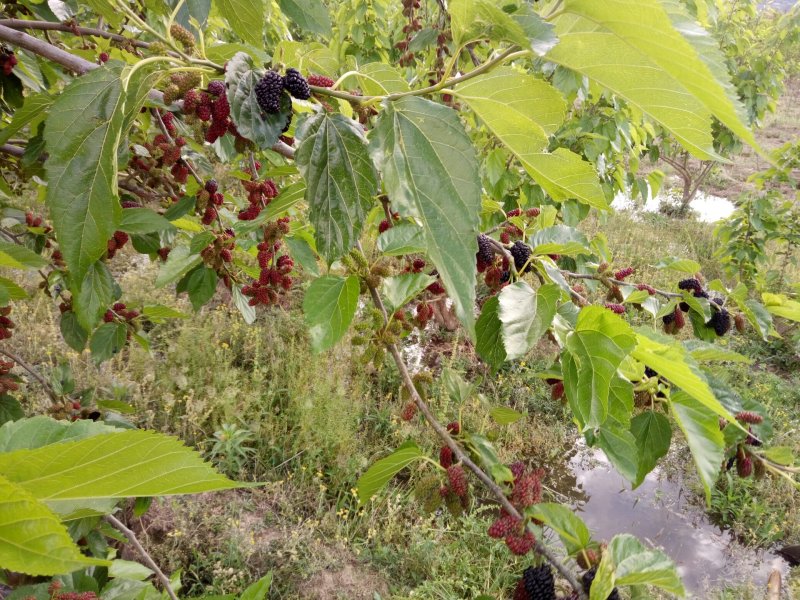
[[0, 277, 27, 302], [0, 394, 23, 426], [349, 63, 410, 96], [185, 266, 218, 311], [89, 322, 127, 364], [295, 113, 377, 263], [0, 475, 108, 576], [450, 0, 530, 47], [489, 406, 525, 425], [630, 411, 671, 486], [0, 241, 47, 269], [371, 97, 482, 336], [119, 208, 175, 234], [0, 93, 52, 145], [593, 534, 685, 599], [277, 0, 332, 36], [45, 64, 157, 287], [527, 503, 590, 555], [475, 296, 506, 371], [0, 416, 116, 452], [669, 390, 725, 504], [453, 67, 566, 150], [217, 0, 264, 46], [684, 340, 751, 363], [498, 282, 560, 360], [530, 225, 591, 256], [376, 223, 426, 256], [631, 329, 735, 422], [596, 424, 638, 484], [0, 429, 242, 501], [225, 53, 293, 151], [653, 256, 701, 273], [60, 311, 89, 352], [142, 305, 188, 320], [382, 273, 435, 311], [108, 560, 154, 581], [357, 443, 424, 503], [163, 195, 195, 221], [303, 275, 360, 353], [762, 292, 800, 323], [234, 182, 306, 235], [562, 307, 636, 428], [74, 261, 115, 331], [239, 573, 273, 600], [763, 446, 794, 466], [155, 246, 202, 288]]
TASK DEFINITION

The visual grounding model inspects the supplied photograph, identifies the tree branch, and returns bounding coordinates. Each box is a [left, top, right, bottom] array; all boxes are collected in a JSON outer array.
[[560, 271, 682, 299], [0, 18, 156, 51], [358, 246, 586, 598], [105, 514, 179, 600], [0, 348, 59, 402]]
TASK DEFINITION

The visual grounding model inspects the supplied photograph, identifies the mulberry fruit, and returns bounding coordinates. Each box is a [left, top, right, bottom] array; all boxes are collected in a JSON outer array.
[[196, 104, 212, 121], [737, 455, 753, 478], [400, 401, 417, 421], [255, 71, 285, 113], [604, 303, 625, 315], [734, 313, 746, 333], [99, 52, 109, 63], [1, 52, 17, 76], [476, 234, 494, 268], [170, 24, 195, 50], [735, 411, 763, 425], [446, 421, 460, 435], [678, 278, 703, 295], [447, 465, 468, 497], [207, 80, 226, 96], [378, 219, 391, 234], [307, 74, 335, 88], [519, 565, 556, 600], [510, 241, 532, 273], [582, 568, 620, 600], [488, 514, 520, 539], [505, 529, 536, 555], [614, 267, 634, 281], [511, 471, 542, 508], [283, 68, 311, 100], [636, 283, 657, 295], [439, 445, 454, 469], [707, 308, 731, 336], [550, 381, 564, 401]]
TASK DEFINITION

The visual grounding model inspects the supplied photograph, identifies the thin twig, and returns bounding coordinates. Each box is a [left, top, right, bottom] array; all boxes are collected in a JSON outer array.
[[105, 514, 179, 600], [0, 348, 59, 402], [358, 244, 586, 598], [560, 271, 682, 299]]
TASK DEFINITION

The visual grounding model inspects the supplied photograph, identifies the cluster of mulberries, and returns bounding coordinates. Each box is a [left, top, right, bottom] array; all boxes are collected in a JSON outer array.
[[182, 82, 234, 144], [415, 302, 434, 328], [513, 565, 556, 600], [242, 218, 294, 307], [0, 359, 18, 394], [662, 307, 686, 335], [397, 0, 422, 65], [106, 231, 130, 259], [582, 568, 620, 600], [483, 256, 511, 292], [193, 180, 224, 225], [199, 230, 235, 275], [604, 303, 626, 315], [510, 241, 533, 273], [238, 178, 279, 221], [427, 280, 446, 295], [103, 302, 139, 324], [476, 234, 494, 271], [636, 283, 657, 295], [255, 67, 310, 116], [402, 257, 426, 274], [487, 464, 544, 556], [0, 306, 13, 341], [130, 114, 191, 184], [162, 70, 201, 105], [47, 582, 99, 600], [500, 223, 524, 244], [25, 212, 47, 229], [378, 212, 400, 234], [0, 51, 17, 76]]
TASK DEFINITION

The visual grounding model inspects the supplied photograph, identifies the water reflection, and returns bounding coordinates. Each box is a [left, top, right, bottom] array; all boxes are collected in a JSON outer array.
[[548, 439, 788, 596]]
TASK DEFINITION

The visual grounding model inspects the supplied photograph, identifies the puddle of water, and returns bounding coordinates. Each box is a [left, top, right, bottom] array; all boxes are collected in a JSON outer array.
[[547, 439, 788, 597], [611, 191, 736, 223]]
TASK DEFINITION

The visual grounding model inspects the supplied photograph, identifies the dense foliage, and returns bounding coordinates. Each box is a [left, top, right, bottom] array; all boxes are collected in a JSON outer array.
[[0, 0, 799, 598]]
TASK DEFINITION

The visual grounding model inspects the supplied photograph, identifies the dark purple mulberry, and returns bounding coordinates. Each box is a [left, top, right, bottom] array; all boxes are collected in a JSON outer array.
[[510, 241, 532, 273], [255, 71, 284, 113], [283, 68, 311, 100]]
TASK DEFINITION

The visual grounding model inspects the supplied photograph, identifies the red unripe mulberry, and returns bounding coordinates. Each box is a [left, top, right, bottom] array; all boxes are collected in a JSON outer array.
[[400, 401, 417, 421], [505, 529, 535, 555], [439, 446, 453, 469], [447, 465, 468, 497], [488, 514, 521, 538], [735, 411, 763, 425]]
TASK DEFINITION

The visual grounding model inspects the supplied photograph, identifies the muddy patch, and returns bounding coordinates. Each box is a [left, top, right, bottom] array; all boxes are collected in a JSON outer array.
[[549, 439, 788, 597]]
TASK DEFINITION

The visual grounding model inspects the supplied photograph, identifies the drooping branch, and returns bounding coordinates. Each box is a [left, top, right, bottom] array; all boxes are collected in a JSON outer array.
[[0, 18, 156, 51], [560, 270, 682, 300], [358, 246, 587, 598], [0, 348, 59, 402], [105, 514, 179, 600]]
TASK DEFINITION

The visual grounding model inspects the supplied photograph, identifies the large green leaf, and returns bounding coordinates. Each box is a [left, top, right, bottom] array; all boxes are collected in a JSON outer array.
[[631, 329, 735, 422], [475, 296, 506, 371], [277, 0, 332, 36], [119, 208, 175, 234], [45, 65, 156, 288], [762, 292, 800, 323], [450, 0, 530, 47], [225, 53, 293, 151], [630, 411, 671, 486], [357, 442, 424, 504], [0, 475, 108, 575], [0, 429, 241, 501], [521, 149, 608, 210], [370, 96, 482, 336], [73, 261, 115, 331], [382, 273, 435, 311], [498, 282, 560, 360], [669, 391, 725, 504], [295, 113, 377, 263], [562, 307, 636, 428], [349, 63, 410, 96], [303, 275, 359, 353], [591, 534, 685, 600], [239, 573, 273, 600], [89, 322, 128, 364], [376, 223, 426, 256], [527, 502, 590, 555], [155, 245, 202, 288], [0, 416, 116, 452], [217, 0, 264, 46], [0, 241, 48, 270]]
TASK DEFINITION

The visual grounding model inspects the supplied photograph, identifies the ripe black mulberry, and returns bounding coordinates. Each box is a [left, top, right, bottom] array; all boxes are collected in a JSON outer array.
[[255, 71, 285, 113], [283, 68, 311, 100], [510, 241, 532, 273]]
